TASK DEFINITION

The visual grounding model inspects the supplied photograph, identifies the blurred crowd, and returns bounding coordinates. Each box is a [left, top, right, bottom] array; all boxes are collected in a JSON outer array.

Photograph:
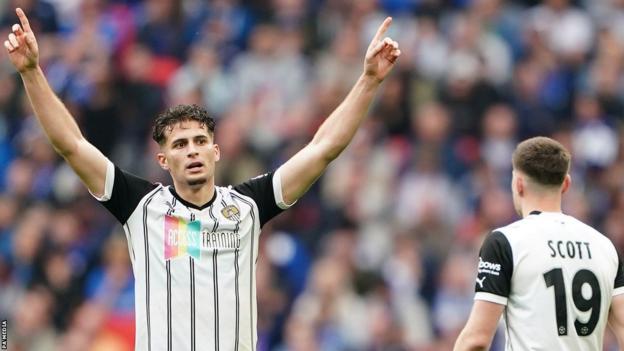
[[2, 0, 624, 350]]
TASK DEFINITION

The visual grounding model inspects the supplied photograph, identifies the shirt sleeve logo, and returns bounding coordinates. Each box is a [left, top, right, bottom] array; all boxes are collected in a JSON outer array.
[[476, 276, 487, 288], [478, 257, 501, 276]]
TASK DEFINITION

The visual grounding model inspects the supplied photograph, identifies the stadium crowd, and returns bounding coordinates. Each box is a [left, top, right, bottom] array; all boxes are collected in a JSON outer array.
[[1, 0, 624, 350]]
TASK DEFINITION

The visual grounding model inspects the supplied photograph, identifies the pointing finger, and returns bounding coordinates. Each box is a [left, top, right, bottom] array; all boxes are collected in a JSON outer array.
[[16, 8, 32, 33], [372, 17, 392, 44]]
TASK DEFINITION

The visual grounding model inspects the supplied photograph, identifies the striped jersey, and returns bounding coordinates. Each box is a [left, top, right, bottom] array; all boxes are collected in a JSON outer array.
[[474, 211, 624, 350], [92, 160, 293, 351]]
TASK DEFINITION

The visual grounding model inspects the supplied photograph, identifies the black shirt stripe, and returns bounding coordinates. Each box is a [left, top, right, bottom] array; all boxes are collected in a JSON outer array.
[[207, 199, 220, 350], [208, 202, 218, 232], [142, 188, 160, 351], [166, 260, 172, 351], [190, 258, 196, 351], [231, 192, 257, 351], [212, 249, 220, 351], [234, 248, 240, 351], [231, 195, 242, 351]]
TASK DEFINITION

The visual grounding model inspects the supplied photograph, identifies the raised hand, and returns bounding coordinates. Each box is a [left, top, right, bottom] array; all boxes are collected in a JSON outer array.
[[364, 17, 401, 83], [4, 8, 39, 73]]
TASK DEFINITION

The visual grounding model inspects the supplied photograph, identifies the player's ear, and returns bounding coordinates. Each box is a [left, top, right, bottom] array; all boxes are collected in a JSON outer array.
[[213, 143, 220, 162], [157, 152, 169, 171], [515, 173, 525, 197], [561, 174, 571, 194]]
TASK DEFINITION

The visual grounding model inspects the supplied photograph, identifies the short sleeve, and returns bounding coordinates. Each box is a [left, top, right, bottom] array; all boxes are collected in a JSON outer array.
[[232, 170, 294, 227], [474, 231, 514, 306], [614, 251, 624, 296], [91, 161, 158, 224]]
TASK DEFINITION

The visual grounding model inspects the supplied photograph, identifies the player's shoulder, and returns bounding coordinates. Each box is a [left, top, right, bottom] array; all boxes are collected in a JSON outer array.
[[564, 214, 615, 247], [491, 216, 532, 239], [496, 212, 614, 247], [228, 171, 277, 200], [565, 214, 602, 233], [226, 183, 249, 196], [219, 185, 241, 198], [490, 213, 559, 243], [224, 183, 257, 206]]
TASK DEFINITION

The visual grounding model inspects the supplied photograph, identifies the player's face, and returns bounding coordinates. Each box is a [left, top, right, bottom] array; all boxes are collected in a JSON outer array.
[[157, 120, 220, 188]]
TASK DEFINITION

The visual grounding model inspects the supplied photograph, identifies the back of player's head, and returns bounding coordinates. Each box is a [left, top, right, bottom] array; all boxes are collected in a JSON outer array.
[[512, 136, 570, 187], [152, 104, 216, 145]]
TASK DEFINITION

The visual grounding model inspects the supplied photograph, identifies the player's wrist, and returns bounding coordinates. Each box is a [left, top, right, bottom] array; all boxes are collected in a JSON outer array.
[[359, 72, 382, 89], [19, 64, 42, 79]]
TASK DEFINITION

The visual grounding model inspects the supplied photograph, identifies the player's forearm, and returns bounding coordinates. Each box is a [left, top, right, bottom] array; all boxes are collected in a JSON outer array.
[[310, 73, 380, 161], [608, 311, 624, 348], [453, 330, 490, 351], [20, 66, 84, 156], [454, 344, 486, 351]]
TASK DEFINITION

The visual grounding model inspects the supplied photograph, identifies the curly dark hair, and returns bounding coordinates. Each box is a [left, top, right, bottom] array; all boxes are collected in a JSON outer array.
[[512, 136, 571, 186], [152, 104, 216, 145]]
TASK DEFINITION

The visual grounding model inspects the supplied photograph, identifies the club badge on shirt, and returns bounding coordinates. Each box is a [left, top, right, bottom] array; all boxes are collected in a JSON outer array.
[[221, 205, 240, 220]]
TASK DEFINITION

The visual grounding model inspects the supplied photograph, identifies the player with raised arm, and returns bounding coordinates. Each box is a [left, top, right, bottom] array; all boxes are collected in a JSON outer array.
[[4, 7, 401, 351], [454, 136, 624, 351]]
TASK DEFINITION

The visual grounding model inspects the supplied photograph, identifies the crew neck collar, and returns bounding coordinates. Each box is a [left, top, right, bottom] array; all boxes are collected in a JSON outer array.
[[169, 186, 217, 210]]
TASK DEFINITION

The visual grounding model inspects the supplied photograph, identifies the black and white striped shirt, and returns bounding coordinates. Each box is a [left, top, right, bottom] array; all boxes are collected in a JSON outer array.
[[93, 160, 292, 351]]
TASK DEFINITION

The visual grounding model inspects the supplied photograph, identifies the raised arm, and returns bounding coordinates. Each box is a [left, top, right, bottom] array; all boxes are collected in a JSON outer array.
[[4, 8, 108, 197], [277, 17, 401, 205]]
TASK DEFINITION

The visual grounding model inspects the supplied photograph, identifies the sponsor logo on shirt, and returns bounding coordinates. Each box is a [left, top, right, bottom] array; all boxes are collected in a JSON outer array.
[[164, 215, 240, 261], [478, 257, 501, 276]]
